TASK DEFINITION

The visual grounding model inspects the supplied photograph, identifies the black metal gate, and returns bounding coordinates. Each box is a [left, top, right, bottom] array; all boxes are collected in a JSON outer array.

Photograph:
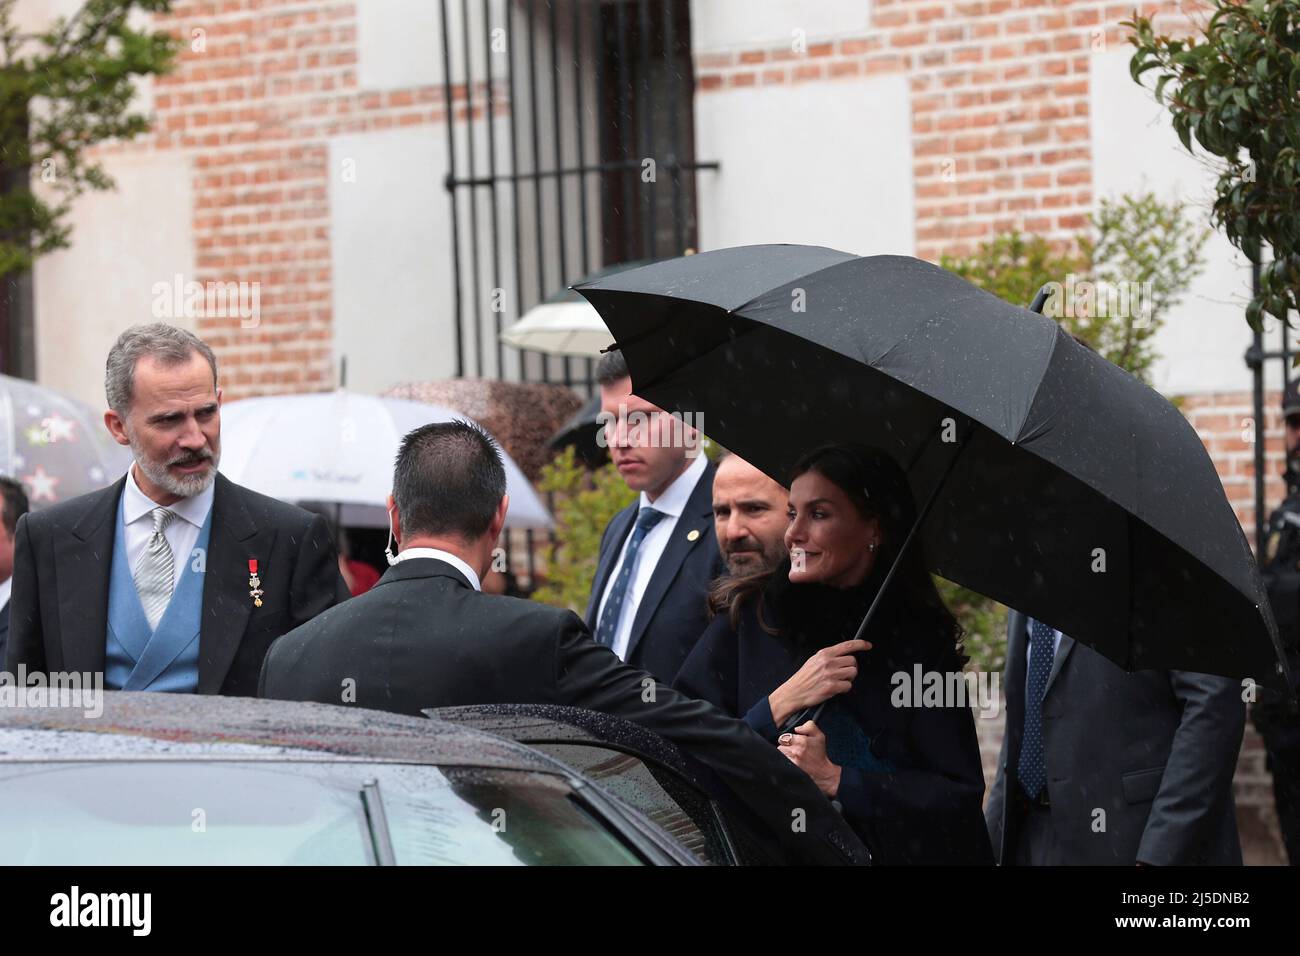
[[438, 0, 715, 389], [1247, 260, 1290, 551], [438, 0, 716, 587]]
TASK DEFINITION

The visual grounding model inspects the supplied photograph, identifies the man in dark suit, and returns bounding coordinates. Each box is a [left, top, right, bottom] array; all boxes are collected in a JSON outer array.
[[261, 420, 867, 865], [584, 351, 724, 682], [0, 476, 30, 665], [985, 609, 1246, 865], [5, 324, 347, 695]]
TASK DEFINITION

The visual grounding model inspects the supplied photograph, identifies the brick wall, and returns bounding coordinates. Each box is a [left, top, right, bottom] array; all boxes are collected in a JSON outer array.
[[93, 0, 467, 400], [1183, 390, 1289, 535], [693, 0, 1200, 262]]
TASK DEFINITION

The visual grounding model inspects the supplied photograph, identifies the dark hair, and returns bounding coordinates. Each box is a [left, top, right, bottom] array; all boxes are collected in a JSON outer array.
[[392, 420, 507, 541], [0, 476, 28, 537], [595, 349, 630, 386], [710, 443, 965, 661]]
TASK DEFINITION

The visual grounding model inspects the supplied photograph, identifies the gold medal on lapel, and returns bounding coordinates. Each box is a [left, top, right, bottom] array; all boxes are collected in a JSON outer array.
[[686, 529, 700, 542], [248, 558, 264, 608]]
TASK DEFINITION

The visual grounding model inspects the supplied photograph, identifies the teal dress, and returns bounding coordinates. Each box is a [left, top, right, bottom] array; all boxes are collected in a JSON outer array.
[[819, 696, 895, 774]]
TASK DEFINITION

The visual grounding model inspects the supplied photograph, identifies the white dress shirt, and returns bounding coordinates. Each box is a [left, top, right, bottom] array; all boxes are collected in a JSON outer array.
[[0, 575, 11, 612], [122, 466, 215, 593], [392, 547, 482, 591], [596, 453, 709, 661]]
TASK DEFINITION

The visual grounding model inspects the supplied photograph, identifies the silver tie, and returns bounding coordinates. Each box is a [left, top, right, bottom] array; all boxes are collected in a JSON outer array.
[[134, 507, 177, 630]]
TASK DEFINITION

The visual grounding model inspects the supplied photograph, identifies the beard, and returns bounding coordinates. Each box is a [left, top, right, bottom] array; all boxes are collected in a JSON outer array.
[[724, 538, 784, 576], [130, 432, 220, 499]]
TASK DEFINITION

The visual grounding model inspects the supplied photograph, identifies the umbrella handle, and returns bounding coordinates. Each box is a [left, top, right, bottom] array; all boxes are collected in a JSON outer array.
[[779, 700, 827, 734], [1029, 285, 1052, 315]]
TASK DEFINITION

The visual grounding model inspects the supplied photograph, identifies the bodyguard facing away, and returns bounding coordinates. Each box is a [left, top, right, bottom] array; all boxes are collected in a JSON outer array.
[[985, 609, 1246, 865], [584, 351, 724, 682], [5, 324, 348, 695], [260, 421, 867, 865]]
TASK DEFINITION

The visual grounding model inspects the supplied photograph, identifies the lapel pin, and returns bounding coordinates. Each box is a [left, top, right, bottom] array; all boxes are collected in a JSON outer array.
[[686, 529, 700, 542], [248, 558, 264, 608]]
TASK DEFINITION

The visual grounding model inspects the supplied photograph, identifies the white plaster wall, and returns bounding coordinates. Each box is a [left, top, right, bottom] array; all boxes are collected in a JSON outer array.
[[694, 73, 915, 257], [1091, 48, 1268, 396], [359, 0, 450, 90], [330, 126, 453, 393], [691, 0, 872, 52], [359, 0, 508, 91], [33, 154, 196, 410]]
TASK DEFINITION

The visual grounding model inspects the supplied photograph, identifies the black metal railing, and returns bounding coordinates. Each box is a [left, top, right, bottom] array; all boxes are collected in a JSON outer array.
[[438, 0, 716, 588]]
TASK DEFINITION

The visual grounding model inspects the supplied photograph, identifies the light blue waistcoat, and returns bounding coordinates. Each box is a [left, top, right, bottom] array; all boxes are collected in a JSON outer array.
[[104, 495, 212, 692]]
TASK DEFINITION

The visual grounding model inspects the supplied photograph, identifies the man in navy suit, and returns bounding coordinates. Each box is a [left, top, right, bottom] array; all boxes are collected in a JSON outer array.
[[986, 609, 1245, 865], [0, 476, 29, 666], [585, 351, 724, 683]]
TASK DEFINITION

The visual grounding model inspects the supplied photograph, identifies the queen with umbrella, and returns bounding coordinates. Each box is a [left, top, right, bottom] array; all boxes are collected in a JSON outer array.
[[675, 444, 993, 864]]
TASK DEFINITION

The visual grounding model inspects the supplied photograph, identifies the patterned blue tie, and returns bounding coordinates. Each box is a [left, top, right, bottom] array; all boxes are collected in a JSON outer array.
[[596, 507, 666, 649], [1018, 617, 1057, 800]]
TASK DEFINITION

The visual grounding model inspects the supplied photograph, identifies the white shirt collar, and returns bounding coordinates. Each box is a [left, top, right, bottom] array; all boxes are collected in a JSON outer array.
[[391, 547, 482, 591], [123, 464, 215, 529], [0, 576, 11, 609], [639, 453, 708, 519]]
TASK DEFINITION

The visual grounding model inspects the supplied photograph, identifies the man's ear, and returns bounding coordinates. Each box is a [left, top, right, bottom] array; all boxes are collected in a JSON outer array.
[[386, 493, 401, 545], [104, 409, 130, 447], [489, 494, 509, 542]]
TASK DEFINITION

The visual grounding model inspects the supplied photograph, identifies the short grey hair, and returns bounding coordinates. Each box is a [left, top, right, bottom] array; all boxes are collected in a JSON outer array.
[[106, 323, 218, 415]]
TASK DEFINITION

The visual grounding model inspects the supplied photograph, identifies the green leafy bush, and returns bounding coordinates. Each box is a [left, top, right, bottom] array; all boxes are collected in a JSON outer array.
[[531, 446, 635, 614], [942, 193, 1207, 385]]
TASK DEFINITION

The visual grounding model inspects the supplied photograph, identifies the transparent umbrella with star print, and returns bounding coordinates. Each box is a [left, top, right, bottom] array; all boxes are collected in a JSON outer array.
[[0, 374, 132, 508]]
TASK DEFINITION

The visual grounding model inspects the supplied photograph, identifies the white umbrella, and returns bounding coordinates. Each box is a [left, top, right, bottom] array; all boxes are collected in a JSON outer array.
[[500, 294, 613, 357], [217, 391, 552, 529], [500, 260, 653, 357]]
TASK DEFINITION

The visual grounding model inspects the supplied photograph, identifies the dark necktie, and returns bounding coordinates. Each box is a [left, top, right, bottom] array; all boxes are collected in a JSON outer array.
[[1017, 617, 1056, 800], [596, 507, 665, 649]]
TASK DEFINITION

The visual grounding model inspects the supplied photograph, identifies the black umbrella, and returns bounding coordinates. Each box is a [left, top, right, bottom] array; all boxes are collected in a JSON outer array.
[[575, 245, 1291, 691], [548, 392, 607, 467]]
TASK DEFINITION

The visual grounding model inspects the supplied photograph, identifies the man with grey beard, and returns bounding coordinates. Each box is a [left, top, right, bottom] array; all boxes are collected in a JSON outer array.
[[5, 323, 348, 695]]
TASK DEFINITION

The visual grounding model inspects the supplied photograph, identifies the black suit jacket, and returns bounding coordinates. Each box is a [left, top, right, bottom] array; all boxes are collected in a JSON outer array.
[[0, 597, 9, 670], [4, 472, 349, 695], [260, 557, 869, 865], [584, 460, 724, 681], [985, 609, 1245, 865]]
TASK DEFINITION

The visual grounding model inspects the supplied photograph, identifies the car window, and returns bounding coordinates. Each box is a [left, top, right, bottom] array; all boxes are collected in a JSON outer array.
[[531, 742, 735, 865], [0, 762, 643, 866]]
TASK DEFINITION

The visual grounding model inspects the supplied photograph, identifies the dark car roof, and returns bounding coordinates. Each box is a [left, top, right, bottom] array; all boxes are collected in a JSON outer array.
[[0, 691, 557, 773], [429, 703, 720, 786]]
